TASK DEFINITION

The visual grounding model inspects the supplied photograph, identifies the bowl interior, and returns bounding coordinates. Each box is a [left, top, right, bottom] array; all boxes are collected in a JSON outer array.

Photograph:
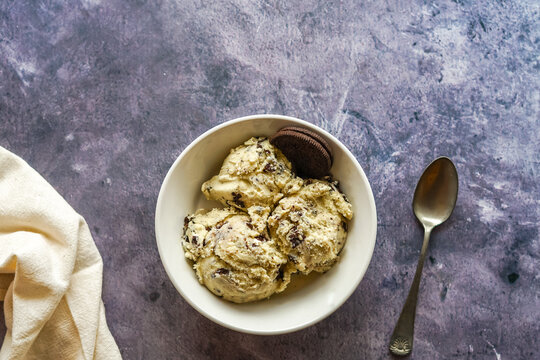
[[155, 115, 377, 334]]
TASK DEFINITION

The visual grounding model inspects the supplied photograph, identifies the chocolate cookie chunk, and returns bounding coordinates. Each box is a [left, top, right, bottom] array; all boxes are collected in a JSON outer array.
[[270, 128, 332, 178]]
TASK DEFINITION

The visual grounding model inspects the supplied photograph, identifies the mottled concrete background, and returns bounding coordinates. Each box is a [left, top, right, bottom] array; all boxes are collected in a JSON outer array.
[[1, 0, 539, 359]]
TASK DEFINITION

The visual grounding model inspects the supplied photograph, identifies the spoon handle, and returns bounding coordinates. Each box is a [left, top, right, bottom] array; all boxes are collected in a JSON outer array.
[[389, 227, 432, 356]]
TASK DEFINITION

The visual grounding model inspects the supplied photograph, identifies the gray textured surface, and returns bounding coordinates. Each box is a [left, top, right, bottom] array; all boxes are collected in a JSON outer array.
[[1, 0, 539, 359]]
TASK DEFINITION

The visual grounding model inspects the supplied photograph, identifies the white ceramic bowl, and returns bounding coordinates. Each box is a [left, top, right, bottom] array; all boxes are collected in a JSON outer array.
[[155, 114, 377, 335]]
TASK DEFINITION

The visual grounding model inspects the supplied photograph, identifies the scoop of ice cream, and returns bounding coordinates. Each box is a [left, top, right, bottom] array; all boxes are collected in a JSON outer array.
[[201, 137, 303, 212], [195, 255, 284, 303], [268, 179, 353, 274], [183, 208, 290, 303], [182, 207, 241, 261]]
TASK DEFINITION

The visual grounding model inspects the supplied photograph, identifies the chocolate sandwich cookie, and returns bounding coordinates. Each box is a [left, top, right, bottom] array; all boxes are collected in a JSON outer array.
[[270, 127, 332, 179], [277, 126, 334, 161]]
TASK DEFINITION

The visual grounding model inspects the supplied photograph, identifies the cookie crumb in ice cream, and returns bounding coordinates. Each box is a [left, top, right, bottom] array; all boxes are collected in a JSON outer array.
[[215, 268, 229, 275]]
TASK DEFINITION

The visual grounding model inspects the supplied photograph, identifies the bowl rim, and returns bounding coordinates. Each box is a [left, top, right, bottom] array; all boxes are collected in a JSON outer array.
[[155, 114, 377, 335]]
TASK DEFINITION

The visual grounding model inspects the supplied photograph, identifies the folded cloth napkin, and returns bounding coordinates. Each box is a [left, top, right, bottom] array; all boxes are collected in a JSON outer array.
[[0, 146, 121, 360]]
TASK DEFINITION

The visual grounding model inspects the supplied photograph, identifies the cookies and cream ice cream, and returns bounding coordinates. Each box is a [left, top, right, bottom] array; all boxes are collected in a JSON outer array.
[[183, 208, 292, 303], [201, 137, 303, 211], [182, 136, 353, 303], [268, 179, 353, 274]]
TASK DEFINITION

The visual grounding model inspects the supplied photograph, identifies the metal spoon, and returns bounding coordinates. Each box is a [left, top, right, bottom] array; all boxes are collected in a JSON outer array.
[[389, 157, 458, 356]]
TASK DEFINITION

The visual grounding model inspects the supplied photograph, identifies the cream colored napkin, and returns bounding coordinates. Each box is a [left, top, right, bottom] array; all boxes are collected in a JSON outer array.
[[0, 146, 121, 360]]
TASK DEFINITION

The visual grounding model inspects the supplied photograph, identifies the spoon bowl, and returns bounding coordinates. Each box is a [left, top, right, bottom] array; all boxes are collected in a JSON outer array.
[[413, 157, 458, 229]]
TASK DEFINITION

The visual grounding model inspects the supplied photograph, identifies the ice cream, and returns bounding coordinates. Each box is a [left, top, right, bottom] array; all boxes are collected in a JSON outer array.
[[182, 136, 353, 303], [183, 208, 292, 303], [201, 137, 303, 212], [268, 179, 353, 274]]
